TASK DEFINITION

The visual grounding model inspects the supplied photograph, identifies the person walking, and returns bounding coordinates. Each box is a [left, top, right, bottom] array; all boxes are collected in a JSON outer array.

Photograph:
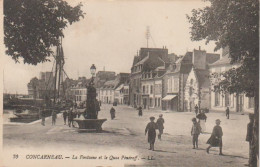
[[145, 116, 157, 151], [110, 107, 116, 120], [195, 104, 199, 116], [206, 119, 223, 155], [191, 118, 201, 149], [156, 114, 165, 140], [138, 106, 143, 116], [51, 110, 57, 126], [246, 113, 255, 166], [226, 107, 230, 119], [63, 110, 68, 125]]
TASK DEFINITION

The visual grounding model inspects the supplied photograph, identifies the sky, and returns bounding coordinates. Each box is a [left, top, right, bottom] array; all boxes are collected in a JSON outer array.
[[2, 0, 221, 94]]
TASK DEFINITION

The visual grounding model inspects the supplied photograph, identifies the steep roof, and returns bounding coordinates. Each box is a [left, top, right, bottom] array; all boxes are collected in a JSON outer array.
[[208, 55, 231, 67], [206, 53, 220, 64], [135, 55, 149, 66]]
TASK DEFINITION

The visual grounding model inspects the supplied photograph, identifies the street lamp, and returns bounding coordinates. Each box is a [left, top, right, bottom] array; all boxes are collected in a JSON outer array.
[[90, 64, 96, 85], [90, 64, 96, 77]]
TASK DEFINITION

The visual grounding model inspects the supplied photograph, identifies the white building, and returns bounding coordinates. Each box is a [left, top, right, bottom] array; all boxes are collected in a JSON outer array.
[[184, 67, 210, 111], [70, 82, 87, 106], [99, 80, 117, 104], [114, 84, 124, 104], [209, 54, 254, 113]]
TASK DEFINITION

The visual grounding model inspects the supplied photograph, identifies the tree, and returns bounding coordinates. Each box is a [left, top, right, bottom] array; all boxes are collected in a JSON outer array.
[[187, 0, 258, 166], [4, 0, 84, 65]]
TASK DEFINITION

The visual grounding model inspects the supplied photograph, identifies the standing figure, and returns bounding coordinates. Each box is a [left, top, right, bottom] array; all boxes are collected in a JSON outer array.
[[226, 107, 230, 119], [196, 111, 207, 133], [51, 110, 57, 125], [195, 104, 199, 116], [110, 107, 116, 120], [156, 114, 165, 140], [191, 118, 201, 149], [39, 107, 45, 126], [63, 110, 68, 125], [246, 113, 255, 166], [145, 116, 157, 151], [68, 108, 74, 127], [138, 106, 143, 116], [206, 119, 223, 155]]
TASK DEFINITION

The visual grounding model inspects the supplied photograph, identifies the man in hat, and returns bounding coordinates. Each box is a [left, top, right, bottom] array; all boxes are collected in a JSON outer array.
[[145, 116, 157, 151], [206, 119, 223, 155], [246, 113, 254, 166], [156, 114, 165, 140], [191, 118, 201, 149]]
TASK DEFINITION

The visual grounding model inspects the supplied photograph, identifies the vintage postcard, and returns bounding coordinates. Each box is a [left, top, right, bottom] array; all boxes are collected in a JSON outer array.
[[1, 0, 259, 167]]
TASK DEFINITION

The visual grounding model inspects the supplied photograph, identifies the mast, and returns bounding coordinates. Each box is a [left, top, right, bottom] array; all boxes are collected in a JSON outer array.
[[53, 46, 59, 104]]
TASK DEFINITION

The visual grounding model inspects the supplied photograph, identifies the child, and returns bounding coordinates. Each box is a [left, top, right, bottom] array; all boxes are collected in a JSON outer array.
[[206, 119, 223, 155], [156, 114, 165, 140], [145, 116, 157, 151], [191, 118, 201, 149]]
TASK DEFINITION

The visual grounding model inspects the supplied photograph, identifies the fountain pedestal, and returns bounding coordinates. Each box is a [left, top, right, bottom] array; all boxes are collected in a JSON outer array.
[[74, 118, 107, 132]]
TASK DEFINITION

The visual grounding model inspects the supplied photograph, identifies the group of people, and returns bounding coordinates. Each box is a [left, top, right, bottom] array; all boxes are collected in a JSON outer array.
[[63, 107, 80, 127], [145, 114, 165, 151]]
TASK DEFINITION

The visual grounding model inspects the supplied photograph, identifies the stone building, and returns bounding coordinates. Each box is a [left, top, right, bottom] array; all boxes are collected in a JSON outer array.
[[129, 47, 176, 108], [162, 48, 220, 112], [208, 49, 254, 113], [27, 72, 55, 99], [99, 73, 130, 104], [184, 67, 211, 112]]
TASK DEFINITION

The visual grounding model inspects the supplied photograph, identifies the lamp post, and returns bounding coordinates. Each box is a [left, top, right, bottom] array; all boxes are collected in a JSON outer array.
[[85, 64, 98, 119], [90, 64, 96, 85]]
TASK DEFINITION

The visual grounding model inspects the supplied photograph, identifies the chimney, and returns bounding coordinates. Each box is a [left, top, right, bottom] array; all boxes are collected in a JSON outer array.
[[192, 49, 206, 69]]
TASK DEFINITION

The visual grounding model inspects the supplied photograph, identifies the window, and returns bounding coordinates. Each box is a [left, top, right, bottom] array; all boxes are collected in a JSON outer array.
[[150, 85, 153, 94], [174, 78, 179, 92], [143, 86, 145, 93], [225, 93, 230, 107], [248, 97, 254, 108], [155, 98, 157, 107], [158, 98, 161, 107], [215, 92, 219, 106]]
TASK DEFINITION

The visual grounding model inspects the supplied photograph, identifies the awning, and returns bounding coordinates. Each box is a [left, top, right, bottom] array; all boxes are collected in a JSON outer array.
[[162, 95, 177, 101]]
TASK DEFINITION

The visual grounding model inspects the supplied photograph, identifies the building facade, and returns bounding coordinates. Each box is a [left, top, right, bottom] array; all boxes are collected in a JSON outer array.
[[130, 47, 176, 108], [162, 49, 220, 112], [184, 67, 211, 112], [208, 51, 254, 113]]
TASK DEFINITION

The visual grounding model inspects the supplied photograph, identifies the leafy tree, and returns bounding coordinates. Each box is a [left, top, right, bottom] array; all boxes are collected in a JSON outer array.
[[4, 0, 84, 65], [187, 0, 258, 166]]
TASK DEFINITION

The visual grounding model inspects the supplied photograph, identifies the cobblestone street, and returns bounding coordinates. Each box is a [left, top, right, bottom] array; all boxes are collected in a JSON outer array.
[[3, 104, 250, 167]]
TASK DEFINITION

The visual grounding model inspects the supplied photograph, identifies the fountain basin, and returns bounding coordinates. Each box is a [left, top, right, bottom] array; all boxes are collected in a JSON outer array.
[[74, 118, 107, 132]]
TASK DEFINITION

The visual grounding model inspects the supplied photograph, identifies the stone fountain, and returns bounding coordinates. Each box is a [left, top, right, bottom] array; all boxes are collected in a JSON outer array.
[[74, 64, 107, 132]]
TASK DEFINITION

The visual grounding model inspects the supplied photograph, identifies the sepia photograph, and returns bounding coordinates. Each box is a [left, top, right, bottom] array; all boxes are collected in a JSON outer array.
[[1, 0, 259, 167]]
